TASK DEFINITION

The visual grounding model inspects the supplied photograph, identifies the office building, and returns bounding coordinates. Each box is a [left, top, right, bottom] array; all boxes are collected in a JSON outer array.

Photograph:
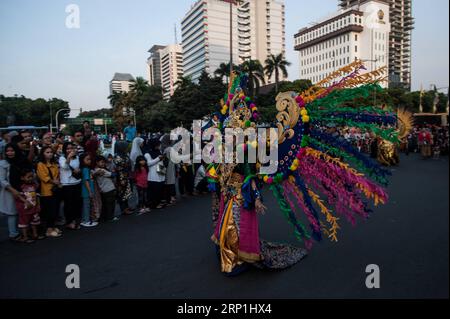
[[294, 0, 391, 87], [339, 0, 414, 89], [181, 0, 286, 83], [110, 73, 135, 94]]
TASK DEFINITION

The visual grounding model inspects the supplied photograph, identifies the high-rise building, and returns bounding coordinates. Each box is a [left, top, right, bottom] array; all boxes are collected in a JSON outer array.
[[147, 45, 166, 87], [181, 0, 286, 83], [338, 0, 414, 90], [237, 0, 286, 82], [294, 0, 391, 87], [147, 44, 184, 100], [110, 73, 135, 94], [160, 44, 184, 100]]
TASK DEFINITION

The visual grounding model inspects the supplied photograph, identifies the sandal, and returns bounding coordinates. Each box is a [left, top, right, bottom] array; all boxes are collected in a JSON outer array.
[[46, 230, 62, 238]]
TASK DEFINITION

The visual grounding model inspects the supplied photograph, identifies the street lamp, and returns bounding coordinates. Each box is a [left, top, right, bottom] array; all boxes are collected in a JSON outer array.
[[55, 108, 82, 132], [103, 113, 108, 135], [50, 104, 53, 133], [55, 109, 70, 132]]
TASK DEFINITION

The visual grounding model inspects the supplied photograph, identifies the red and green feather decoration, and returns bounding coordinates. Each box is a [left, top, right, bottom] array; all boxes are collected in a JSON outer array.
[[258, 60, 396, 247], [211, 60, 395, 249]]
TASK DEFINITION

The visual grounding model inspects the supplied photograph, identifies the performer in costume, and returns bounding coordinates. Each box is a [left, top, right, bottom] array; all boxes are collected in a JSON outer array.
[[377, 139, 399, 166], [377, 108, 414, 166], [209, 60, 398, 275], [210, 73, 307, 275]]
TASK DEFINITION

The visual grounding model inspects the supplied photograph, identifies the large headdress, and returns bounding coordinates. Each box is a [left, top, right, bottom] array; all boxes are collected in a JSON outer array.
[[220, 72, 260, 130]]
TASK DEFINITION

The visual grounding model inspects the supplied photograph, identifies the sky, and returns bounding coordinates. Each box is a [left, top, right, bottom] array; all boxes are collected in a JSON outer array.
[[0, 0, 449, 113]]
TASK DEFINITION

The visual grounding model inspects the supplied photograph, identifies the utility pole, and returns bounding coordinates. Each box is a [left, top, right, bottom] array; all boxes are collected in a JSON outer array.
[[230, 0, 233, 75], [50, 104, 53, 133], [227, 0, 242, 75]]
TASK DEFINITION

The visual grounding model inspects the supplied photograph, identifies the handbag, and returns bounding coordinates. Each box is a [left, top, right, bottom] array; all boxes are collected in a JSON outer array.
[[156, 161, 166, 176], [70, 165, 82, 179]]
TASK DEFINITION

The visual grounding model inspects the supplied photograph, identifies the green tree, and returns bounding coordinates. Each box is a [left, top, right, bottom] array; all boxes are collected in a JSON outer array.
[[107, 91, 123, 107], [141, 101, 176, 132], [170, 71, 226, 129], [0, 95, 69, 128], [240, 59, 266, 98], [79, 108, 113, 119], [264, 53, 291, 94], [437, 92, 449, 113], [214, 63, 231, 86], [214, 62, 240, 86], [170, 76, 201, 128], [278, 79, 313, 94], [130, 76, 150, 97]]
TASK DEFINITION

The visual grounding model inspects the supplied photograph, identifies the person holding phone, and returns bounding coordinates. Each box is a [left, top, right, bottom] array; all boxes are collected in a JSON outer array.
[[58, 142, 82, 230]]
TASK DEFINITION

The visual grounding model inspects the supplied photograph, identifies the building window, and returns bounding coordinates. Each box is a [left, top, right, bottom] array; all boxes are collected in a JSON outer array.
[[355, 34, 358, 41], [355, 45, 358, 53]]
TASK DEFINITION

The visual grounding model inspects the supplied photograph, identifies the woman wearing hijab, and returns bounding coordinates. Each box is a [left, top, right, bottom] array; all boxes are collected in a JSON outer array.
[[130, 137, 144, 171], [114, 141, 133, 215], [144, 139, 166, 209], [0, 143, 32, 241]]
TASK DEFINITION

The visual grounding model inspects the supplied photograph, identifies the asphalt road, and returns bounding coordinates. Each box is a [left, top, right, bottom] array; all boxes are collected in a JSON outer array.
[[0, 154, 448, 299]]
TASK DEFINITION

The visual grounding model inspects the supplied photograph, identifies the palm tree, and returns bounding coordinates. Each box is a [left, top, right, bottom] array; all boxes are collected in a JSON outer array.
[[241, 59, 266, 98], [111, 92, 129, 129], [130, 76, 149, 96], [264, 53, 291, 93], [107, 91, 124, 107], [214, 63, 240, 86], [214, 63, 230, 86], [174, 76, 193, 88]]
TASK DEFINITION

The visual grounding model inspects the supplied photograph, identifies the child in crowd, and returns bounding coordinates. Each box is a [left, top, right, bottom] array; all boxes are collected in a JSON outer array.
[[16, 168, 43, 243], [106, 154, 115, 172], [134, 155, 150, 215], [80, 154, 98, 228], [93, 156, 118, 222]]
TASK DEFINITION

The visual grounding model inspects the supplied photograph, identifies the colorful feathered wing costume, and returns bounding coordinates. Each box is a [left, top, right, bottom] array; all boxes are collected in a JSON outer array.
[[209, 60, 397, 274]]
